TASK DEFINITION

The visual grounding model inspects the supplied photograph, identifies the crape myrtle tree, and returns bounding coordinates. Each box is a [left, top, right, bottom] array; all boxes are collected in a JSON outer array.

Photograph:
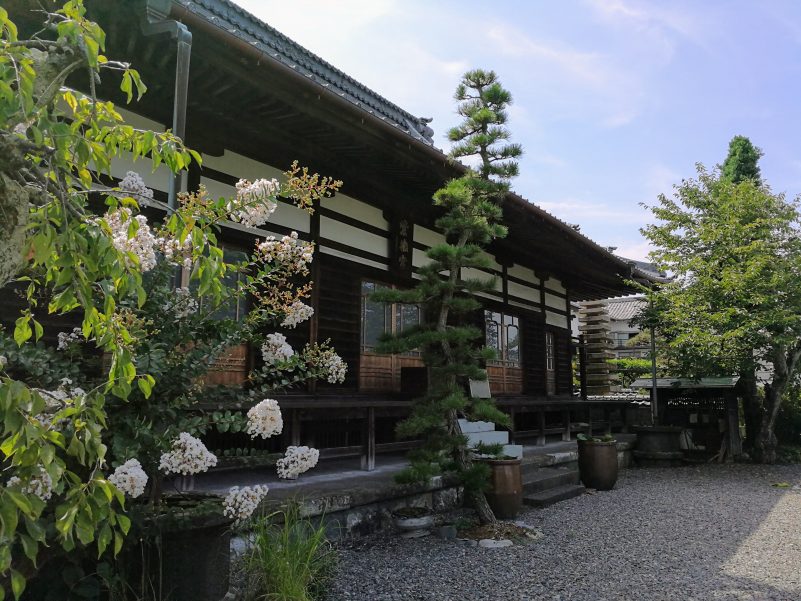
[[0, 3, 343, 597], [374, 69, 522, 524], [641, 137, 801, 463]]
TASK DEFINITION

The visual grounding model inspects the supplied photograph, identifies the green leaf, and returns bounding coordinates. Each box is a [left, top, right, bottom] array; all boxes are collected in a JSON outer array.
[[117, 513, 131, 535], [10, 569, 24, 600], [137, 377, 152, 398], [13, 317, 31, 346]]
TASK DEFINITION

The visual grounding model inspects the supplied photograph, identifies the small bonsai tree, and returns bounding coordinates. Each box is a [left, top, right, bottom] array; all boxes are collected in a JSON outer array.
[[375, 69, 522, 524]]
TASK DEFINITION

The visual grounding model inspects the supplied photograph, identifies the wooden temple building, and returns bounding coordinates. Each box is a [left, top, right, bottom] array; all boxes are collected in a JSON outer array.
[[6, 0, 660, 469]]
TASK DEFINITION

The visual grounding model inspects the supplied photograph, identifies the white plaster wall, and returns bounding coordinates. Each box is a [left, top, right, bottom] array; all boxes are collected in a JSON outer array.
[[325, 194, 387, 230], [546, 310, 569, 329], [414, 225, 446, 249], [508, 280, 539, 305], [545, 276, 566, 295], [320, 216, 387, 257], [201, 149, 284, 181], [319, 245, 388, 271], [544, 292, 566, 311], [508, 264, 540, 287]]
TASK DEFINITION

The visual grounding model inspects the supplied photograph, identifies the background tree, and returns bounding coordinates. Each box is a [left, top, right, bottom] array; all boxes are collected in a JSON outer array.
[[641, 155, 801, 463], [721, 135, 763, 185], [374, 69, 522, 524]]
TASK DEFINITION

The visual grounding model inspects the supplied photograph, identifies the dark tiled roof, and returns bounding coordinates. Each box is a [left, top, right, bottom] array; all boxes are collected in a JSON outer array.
[[605, 296, 645, 321], [176, 0, 435, 144], [631, 377, 740, 389]]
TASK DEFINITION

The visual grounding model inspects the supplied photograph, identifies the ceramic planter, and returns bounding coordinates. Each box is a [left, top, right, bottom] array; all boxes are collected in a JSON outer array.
[[393, 513, 434, 538], [577, 439, 618, 491], [483, 458, 523, 519]]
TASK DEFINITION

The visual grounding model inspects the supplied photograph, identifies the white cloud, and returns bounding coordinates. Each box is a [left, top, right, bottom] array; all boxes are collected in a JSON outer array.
[[484, 24, 643, 128], [585, 0, 707, 58], [536, 197, 650, 226], [610, 239, 654, 262], [643, 164, 682, 204]]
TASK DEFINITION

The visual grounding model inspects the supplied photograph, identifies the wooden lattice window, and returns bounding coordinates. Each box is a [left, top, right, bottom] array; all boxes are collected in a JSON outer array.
[[359, 280, 423, 392], [546, 330, 556, 395], [485, 310, 522, 394]]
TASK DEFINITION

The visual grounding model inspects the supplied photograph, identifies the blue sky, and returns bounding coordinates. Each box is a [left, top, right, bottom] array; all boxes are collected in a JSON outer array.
[[234, 0, 801, 260]]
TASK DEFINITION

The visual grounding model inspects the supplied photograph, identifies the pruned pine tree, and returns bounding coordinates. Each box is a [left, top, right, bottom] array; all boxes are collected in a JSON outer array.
[[374, 69, 522, 524]]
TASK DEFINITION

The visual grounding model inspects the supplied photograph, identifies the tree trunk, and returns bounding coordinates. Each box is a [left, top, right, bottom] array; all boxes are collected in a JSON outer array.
[[754, 385, 782, 464], [447, 409, 496, 525], [752, 346, 800, 464], [738, 367, 762, 454]]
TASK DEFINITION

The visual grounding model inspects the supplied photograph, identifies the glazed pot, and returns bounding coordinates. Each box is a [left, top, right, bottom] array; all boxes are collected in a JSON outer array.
[[577, 440, 618, 491], [124, 496, 233, 601], [483, 458, 523, 519]]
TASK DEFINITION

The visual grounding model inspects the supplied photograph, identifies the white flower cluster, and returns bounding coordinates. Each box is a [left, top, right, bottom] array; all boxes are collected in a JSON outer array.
[[156, 235, 193, 269], [162, 287, 198, 319], [7, 469, 53, 501], [255, 232, 314, 272], [261, 333, 294, 365], [33, 378, 87, 429], [318, 349, 347, 384], [118, 171, 154, 200], [276, 446, 319, 480], [281, 301, 314, 328], [246, 398, 283, 439], [222, 484, 269, 524], [228, 178, 279, 227], [103, 207, 158, 272], [108, 458, 148, 498], [158, 432, 218, 475], [57, 327, 84, 350]]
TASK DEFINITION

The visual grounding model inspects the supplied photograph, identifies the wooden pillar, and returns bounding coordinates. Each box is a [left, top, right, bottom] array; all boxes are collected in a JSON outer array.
[[308, 200, 321, 393], [537, 409, 546, 446], [361, 406, 376, 471], [508, 407, 517, 444], [562, 409, 571, 442], [579, 334, 588, 400], [291, 409, 301, 446]]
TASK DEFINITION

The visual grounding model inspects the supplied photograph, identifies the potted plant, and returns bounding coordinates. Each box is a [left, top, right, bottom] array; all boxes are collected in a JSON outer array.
[[482, 453, 523, 519], [576, 433, 619, 491], [392, 506, 434, 538]]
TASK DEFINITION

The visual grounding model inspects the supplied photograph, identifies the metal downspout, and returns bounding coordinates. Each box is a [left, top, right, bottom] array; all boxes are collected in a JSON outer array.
[[141, 0, 192, 212]]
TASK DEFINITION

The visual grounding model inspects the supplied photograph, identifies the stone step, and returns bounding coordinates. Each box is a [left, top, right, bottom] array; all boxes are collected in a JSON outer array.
[[502, 444, 523, 459], [520, 454, 578, 478], [523, 484, 586, 508], [466, 430, 509, 447], [458, 419, 496, 434], [522, 467, 579, 494]]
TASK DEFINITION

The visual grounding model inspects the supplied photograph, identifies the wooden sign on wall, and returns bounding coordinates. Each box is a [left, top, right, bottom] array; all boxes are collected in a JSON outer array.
[[388, 213, 414, 280]]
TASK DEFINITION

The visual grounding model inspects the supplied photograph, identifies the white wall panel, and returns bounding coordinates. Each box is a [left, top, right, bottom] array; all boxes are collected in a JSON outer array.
[[546, 310, 569, 329], [414, 225, 446, 249], [320, 216, 387, 257], [508, 264, 540, 286], [545, 276, 566, 295], [319, 245, 387, 271], [508, 281, 539, 305], [545, 292, 566, 310], [325, 195, 387, 230]]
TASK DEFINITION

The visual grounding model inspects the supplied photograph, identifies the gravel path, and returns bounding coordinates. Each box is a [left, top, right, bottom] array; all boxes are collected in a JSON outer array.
[[327, 464, 801, 601]]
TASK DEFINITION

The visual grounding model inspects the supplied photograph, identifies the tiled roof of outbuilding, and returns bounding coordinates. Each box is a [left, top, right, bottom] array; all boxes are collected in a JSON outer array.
[[605, 296, 645, 322]]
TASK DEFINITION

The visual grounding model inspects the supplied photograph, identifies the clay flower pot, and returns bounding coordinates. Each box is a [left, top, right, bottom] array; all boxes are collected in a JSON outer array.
[[483, 458, 523, 519], [577, 439, 618, 491], [393, 507, 433, 538]]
